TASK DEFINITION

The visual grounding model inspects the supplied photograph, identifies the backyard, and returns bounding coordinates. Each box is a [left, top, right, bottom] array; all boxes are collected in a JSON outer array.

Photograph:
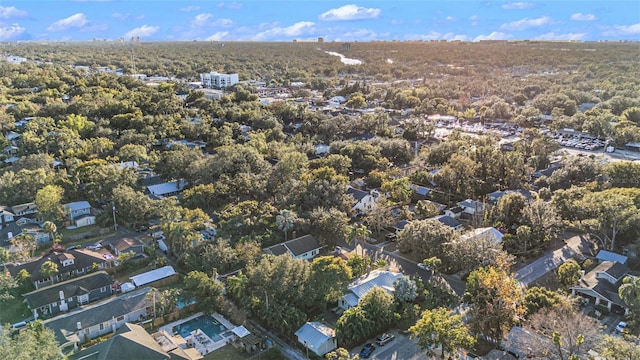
[[204, 345, 285, 360]]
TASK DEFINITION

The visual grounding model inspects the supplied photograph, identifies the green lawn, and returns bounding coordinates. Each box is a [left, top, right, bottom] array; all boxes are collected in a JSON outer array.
[[204, 345, 249, 360]]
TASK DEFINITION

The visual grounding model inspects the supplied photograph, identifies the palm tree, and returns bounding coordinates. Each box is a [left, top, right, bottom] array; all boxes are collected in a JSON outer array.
[[42, 221, 57, 243], [347, 224, 371, 256], [226, 271, 248, 301], [276, 209, 297, 242], [11, 233, 36, 261]]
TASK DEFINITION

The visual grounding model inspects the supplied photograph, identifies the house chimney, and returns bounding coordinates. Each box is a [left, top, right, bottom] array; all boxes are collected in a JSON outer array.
[[59, 290, 64, 301], [77, 322, 82, 330], [580, 270, 585, 280]]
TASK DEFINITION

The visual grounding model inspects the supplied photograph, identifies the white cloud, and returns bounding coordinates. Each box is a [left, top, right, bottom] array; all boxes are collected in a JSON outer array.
[[502, 2, 534, 9], [570, 13, 596, 21], [405, 31, 466, 41], [501, 16, 552, 31], [47, 13, 89, 32], [206, 31, 228, 41], [319, 4, 381, 21], [0, 6, 27, 19], [391, 19, 403, 25], [473, 31, 512, 41], [535, 32, 586, 41], [0, 23, 25, 39], [124, 25, 159, 38], [180, 5, 200, 12], [192, 13, 212, 27], [470, 15, 480, 21], [112, 12, 130, 20], [254, 21, 315, 40], [446, 16, 455, 21], [217, 2, 242, 9], [603, 23, 640, 36], [335, 28, 379, 41]]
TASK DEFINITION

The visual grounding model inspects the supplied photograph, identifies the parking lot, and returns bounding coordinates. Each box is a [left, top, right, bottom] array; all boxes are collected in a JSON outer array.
[[349, 330, 426, 360]]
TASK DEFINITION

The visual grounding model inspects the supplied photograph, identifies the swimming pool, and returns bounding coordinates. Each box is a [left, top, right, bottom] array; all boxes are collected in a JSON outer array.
[[175, 315, 227, 342]]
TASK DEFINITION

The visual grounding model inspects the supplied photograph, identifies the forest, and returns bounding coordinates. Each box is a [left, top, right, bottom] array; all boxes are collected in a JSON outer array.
[[0, 40, 639, 359]]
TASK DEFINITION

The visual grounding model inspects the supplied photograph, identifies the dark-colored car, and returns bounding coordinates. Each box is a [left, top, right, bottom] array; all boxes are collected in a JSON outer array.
[[359, 343, 375, 358], [376, 333, 395, 346]]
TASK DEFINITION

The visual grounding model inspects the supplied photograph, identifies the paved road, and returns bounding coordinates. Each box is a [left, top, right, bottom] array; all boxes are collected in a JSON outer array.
[[514, 236, 591, 286], [349, 330, 426, 360]]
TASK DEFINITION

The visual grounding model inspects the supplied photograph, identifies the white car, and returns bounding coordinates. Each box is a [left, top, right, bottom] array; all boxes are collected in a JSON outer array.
[[417, 263, 431, 271], [615, 321, 628, 333]]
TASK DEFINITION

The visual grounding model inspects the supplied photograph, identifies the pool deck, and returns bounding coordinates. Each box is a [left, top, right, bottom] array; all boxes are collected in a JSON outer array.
[[159, 312, 236, 356]]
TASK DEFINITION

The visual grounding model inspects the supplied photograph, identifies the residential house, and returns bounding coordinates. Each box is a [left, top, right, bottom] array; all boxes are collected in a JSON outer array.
[[200, 72, 239, 89], [68, 323, 203, 360], [429, 215, 463, 231], [410, 184, 432, 199], [43, 287, 155, 349], [347, 186, 380, 216], [63, 201, 95, 229], [5, 130, 21, 144], [488, 189, 534, 203], [295, 322, 337, 357], [339, 270, 404, 310], [0, 217, 50, 244], [571, 261, 630, 315], [3, 145, 18, 155], [23, 271, 113, 319], [595, 250, 628, 265], [263, 234, 324, 260], [457, 199, 485, 216], [103, 237, 146, 256], [460, 227, 504, 244], [147, 180, 188, 199], [444, 206, 464, 219], [11, 202, 37, 217], [392, 220, 410, 233], [0, 205, 15, 224], [8, 248, 111, 289]]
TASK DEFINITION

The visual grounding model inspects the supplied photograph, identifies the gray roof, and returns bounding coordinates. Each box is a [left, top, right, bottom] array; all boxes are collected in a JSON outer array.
[[43, 287, 154, 345], [11, 202, 37, 215], [432, 215, 462, 229], [147, 180, 187, 196], [596, 250, 628, 265], [295, 322, 335, 350], [347, 270, 403, 302], [347, 187, 369, 202], [572, 261, 629, 308], [23, 271, 112, 309], [130, 266, 176, 287], [264, 234, 323, 257], [64, 201, 91, 212], [68, 323, 169, 360], [8, 249, 108, 283], [393, 220, 410, 231]]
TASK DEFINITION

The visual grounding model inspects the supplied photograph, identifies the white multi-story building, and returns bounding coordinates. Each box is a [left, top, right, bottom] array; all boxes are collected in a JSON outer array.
[[200, 72, 239, 89]]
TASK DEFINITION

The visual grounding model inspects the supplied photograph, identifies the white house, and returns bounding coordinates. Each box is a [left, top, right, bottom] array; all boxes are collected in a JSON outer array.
[[457, 199, 484, 216], [461, 227, 504, 244], [295, 322, 337, 357], [339, 270, 404, 310], [263, 235, 324, 261], [570, 261, 630, 315], [347, 187, 380, 216], [200, 72, 239, 89], [147, 180, 188, 199], [63, 201, 95, 229]]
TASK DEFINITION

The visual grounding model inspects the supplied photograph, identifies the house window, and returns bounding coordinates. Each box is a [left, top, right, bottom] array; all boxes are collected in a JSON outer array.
[[116, 315, 124, 322], [101, 287, 107, 293], [99, 323, 105, 330]]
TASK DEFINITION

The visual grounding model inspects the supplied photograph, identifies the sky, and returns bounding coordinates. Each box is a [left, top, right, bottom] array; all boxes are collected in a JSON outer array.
[[0, 0, 637, 42]]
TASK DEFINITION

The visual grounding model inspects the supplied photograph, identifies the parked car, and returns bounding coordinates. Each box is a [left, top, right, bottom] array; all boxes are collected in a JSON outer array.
[[417, 263, 431, 271], [615, 321, 628, 333], [376, 333, 395, 346], [359, 343, 375, 358]]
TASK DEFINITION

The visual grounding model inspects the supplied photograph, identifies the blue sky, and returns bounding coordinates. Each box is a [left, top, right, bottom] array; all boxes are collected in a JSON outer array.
[[0, 1, 637, 42]]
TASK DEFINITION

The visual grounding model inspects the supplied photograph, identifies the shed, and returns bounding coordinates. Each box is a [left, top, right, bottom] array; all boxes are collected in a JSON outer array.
[[130, 266, 177, 288]]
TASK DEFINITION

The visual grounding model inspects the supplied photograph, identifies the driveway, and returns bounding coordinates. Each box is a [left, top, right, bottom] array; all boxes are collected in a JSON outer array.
[[350, 331, 426, 360], [514, 236, 593, 286]]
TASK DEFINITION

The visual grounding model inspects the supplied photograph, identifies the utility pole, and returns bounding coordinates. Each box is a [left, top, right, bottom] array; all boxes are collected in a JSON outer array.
[[112, 203, 118, 232]]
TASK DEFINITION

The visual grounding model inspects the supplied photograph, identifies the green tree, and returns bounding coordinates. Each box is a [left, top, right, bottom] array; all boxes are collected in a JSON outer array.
[[309, 256, 352, 311], [325, 347, 357, 360], [0, 321, 63, 360], [557, 259, 582, 288], [40, 261, 59, 284], [11, 233, 37, 262], [0, 272, 18, 302], [619, 275, 640, 328], [183, 270, 225, 314], [393, 276, 418, 303], [409, 307, 475, 358], [397, 219, 456, 263], [523, 286, 562, 317], [581, 191, 639, 251], [308, 207, 349, 247], [34, 185, 65, 223], [597, 335, 640, 360], [346, 254, 371, 278]]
